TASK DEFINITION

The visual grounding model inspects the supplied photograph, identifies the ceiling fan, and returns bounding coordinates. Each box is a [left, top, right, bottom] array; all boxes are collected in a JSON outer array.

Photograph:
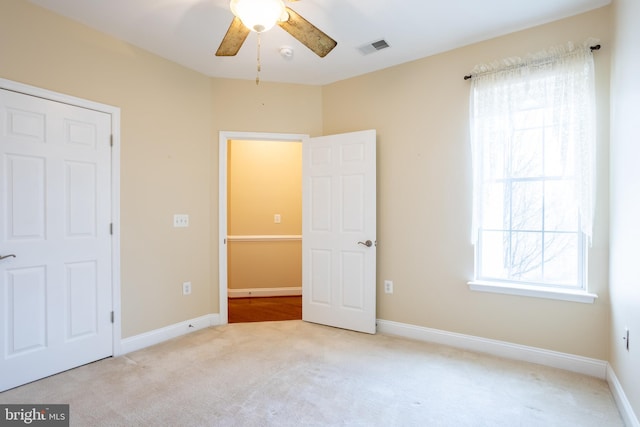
[[215, 0, 337, 58]]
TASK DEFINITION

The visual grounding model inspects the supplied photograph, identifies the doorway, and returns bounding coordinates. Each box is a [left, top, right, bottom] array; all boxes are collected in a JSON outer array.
[[219, 132, 307, 323], [219, 129, 377, 333]]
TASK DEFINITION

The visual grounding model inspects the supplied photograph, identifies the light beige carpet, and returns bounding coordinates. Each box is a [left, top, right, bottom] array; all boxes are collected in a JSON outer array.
[[0, 321, 623, 426]]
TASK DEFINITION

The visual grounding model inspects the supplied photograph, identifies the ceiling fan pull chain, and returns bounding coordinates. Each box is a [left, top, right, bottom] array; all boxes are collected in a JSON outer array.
[[256, 32, 261, 85]]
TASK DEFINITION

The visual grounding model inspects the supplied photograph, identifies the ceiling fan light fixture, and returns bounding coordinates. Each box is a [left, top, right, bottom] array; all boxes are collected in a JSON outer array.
[[230, 0, 286, 33]]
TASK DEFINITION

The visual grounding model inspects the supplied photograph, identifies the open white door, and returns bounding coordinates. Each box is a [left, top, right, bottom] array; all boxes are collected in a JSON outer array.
[[0, 88, 113, 391], [302, 130, 376, 334]]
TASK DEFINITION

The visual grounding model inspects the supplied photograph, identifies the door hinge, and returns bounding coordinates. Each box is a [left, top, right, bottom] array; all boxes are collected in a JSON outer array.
[[110, 311, 114, 323], [110, 134, 113, 147], [110, 223, 113, 235]]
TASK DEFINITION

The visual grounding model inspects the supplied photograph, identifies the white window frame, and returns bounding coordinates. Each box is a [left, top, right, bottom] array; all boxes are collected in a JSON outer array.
[[467, 42, 599, 304]]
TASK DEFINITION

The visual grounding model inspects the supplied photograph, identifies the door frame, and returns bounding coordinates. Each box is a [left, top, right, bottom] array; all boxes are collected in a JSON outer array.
[[0, 78, 122, 355], [218, 131, 307, 323]]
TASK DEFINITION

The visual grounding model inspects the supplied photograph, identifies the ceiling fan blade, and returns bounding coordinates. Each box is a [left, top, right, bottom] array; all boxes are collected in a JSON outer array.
[[278, 7, 337, 58], [216, 17, 250, 56]]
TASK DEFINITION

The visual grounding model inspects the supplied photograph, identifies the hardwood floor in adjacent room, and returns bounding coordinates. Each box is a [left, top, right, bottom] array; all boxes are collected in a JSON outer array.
[[228, 296, 302, 323]]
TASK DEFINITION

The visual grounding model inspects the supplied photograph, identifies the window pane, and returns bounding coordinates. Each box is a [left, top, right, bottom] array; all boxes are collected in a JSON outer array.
[[545, 180, 578, 232], [479, 230, 509, 279], [483, 138, 506, 180], [511, 128, 543, 177], [510, 231, 543, 282], [543, 232, 578, 286], [481, 182, 506, 229], [511, 181, 542, 231], [512, 107, 544, 129], [544, 128, 575, 177]]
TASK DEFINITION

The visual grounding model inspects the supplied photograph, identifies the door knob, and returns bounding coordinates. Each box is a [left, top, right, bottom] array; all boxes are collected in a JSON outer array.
[[357, 240, 373, 247], [0, 254, 16, 260]]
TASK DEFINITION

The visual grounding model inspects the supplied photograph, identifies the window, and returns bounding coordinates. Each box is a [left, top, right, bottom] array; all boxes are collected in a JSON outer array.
[[469, 41, 597, 298]]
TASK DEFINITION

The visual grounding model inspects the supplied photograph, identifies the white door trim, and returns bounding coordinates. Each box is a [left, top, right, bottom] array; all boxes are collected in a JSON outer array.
[[218, 131, 307, 323], [0, 79, 122, 356]]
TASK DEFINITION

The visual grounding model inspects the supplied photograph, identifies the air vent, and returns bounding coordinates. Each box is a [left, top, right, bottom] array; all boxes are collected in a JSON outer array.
[[357, 39, 391, 55]]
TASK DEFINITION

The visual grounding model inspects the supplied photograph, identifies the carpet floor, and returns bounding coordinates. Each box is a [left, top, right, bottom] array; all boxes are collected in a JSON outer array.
[[0, 321, 623, 426]]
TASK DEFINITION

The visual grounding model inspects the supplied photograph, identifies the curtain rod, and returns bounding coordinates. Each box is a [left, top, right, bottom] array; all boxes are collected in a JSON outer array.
[[463, 44, 601, 81]]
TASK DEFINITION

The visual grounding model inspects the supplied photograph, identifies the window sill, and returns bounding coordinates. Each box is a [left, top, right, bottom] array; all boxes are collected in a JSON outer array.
[[467, 281, 598, 304]]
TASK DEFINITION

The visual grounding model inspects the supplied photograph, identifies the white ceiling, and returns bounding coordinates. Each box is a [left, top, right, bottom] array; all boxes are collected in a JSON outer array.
[[28, 0, 610, 86]]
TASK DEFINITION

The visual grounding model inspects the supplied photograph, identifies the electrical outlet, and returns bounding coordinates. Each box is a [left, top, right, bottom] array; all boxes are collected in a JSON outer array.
[[384, 280, 393, 294], [174, 214, 189, 228], [274, 214, 281, 224], [182, 282, 192, 296]]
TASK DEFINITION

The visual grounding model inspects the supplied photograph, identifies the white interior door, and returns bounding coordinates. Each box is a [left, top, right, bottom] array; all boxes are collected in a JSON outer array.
[[0, 88, 113, 391], [302, 130, 376, 334]]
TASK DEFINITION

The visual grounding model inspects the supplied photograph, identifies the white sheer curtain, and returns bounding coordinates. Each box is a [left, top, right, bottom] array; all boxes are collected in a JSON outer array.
[[470, 40, 597, 246]]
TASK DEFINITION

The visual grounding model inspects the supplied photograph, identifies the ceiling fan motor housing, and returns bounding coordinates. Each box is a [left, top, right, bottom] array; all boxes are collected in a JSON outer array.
[[229, 0, 286, 33]]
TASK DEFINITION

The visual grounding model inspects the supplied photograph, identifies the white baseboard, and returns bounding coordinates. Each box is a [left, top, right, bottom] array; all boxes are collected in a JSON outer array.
[[119, 314, 221, 355], [607, 364, 640, 427], [228, 287, 302, 298], [376, 319, 608, 379]]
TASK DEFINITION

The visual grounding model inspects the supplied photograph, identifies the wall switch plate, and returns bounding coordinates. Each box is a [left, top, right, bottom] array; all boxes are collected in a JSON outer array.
[[384, 280, 393, 294], [174, 214, 189, 227], [274, 214, 281, 224], [182, 282, 192, 295]]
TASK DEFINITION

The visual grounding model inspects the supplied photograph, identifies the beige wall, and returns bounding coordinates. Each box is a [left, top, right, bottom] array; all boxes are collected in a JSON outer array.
[[228, 140, 302, 236], [610, 0, 640, 419], [227, 140, 302, 290], [0, 0, 623, 371], [0, 0, 213, 338], [0, 0, 322, 337], [209, 80, 322, 307], [322, 7, 612, 359], [228, 241, 302, 290]]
